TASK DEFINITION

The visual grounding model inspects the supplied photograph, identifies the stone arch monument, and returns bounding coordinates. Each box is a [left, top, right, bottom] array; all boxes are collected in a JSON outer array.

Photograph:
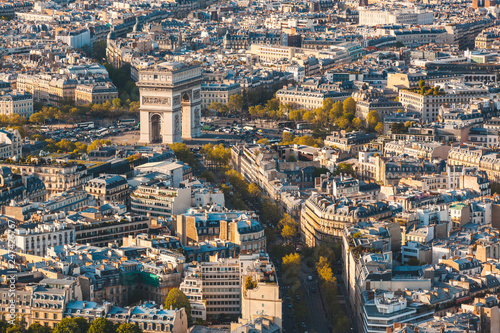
[[138, 62, 202, 144]]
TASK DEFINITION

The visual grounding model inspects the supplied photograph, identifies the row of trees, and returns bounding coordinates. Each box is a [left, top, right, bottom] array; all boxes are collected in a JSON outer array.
[[281, 132, 324, 148], [0, 318, 142, 333], [200, 143, 231, 170], [30, 99, 139, 125]]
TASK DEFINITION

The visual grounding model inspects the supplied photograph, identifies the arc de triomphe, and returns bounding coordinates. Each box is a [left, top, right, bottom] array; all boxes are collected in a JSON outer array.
[[137, 62, 202, 144]]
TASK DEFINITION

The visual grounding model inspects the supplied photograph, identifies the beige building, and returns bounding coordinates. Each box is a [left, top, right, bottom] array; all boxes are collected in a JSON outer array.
[[0, 129, 22, 158], [15, 222, 76, 256], [17, 74, 77, 106], [249, 44, 296, 61], [75, 82, 118, 105], [384, 141, 451, 160], [300, 192, 392, 247], [201, 83, 241, 110], [399, 84, 489, 123], [276, 86, 348, 110], [241, 254, 282, 329], [0, 161, 90, 195], [176, 209, 266, 253], [0, 91, 33, 117], [448, 145, 500, 182], [84, 174, 129, 206]]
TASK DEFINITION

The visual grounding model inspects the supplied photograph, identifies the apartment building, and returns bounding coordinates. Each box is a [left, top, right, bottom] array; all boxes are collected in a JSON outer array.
[[176, 208, 266, 253], [240, 253, 282, 329], [75, 82, 118, 105], [0, 128, 22, 158], [55, 28, 91, 49], [231, 144, 319, 202], [324, 131, 376, 155], [276, 85, 349, 110], [131, 179, 191, 219], [15, 222, 76, 256], [69, 213, 150, 247], [0, 91, 33, 117], [399, 83, 489, 123], [249, 44, 296, 61], [17, 73, 77, 106], [0, 167, 46, 205], [384, 141, 451, 160], [0, 161, 90, 195], [200, 83, 241, 110], [84, 174, 129, 206], [180, 256, 241, 320], [358, 8, 433, 26], [301, 192, 392, 246], [448, 145, 500, 182]]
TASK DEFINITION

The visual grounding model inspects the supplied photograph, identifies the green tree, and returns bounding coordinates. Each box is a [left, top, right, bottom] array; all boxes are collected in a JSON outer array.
[[391, 122, 408, 134], [170, 142, 198, 169], [116, 323, 142, 333], [282, 132, 294, 144], [282, 252, 301, 270], [334, 313, 350, 333], [337, 117, 351, 130], [407, 257, 421, 266], [202, 143, 231, 169], [163, 288, 192, 325], [227, 94, 244, 116], [342, 97, 356, 115], [53, 318, 84, 333], [245, 276, 257, 290], [29, 112, 46, 124], [92, 40, 108, 62], [329, 101, 344, 122], [256, 138, 269, 145], [88, 318, 115, 333], [352, 117, 364, 130], [248, 183, 261, 197], [265, 98, 280, 112], [366, 110, 380, 129], [72, 318, 90, 333], [87, 139, 112, 153], [279, 214, 299, 241], [334, 162, 355, 177], [200, 171, 215, 183], [316, 256, 335, 284], [6, 318, 26, 333], [262, 199, 281, 226], [0, 320, 12, 333], [418, 80, 425, 90]]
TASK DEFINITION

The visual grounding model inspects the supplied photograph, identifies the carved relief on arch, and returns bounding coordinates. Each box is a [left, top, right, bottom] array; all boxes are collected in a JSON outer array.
[[173, 95, 181, 106], [181, 91, 191, 103]]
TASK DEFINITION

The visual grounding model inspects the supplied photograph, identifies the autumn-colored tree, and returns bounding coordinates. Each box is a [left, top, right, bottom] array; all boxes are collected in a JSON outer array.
[[329, 101, 344, 122], [342, 97, 356, 115], [87, 139, 112, 153], [248, 183, 261, 197], [316, 256, 336, 284], [282, 252, 301, 270], [374, 122, 384, 134], [352, 117, 364, 130], [170, 142, 198, 168], [366, 110, 380, 129]]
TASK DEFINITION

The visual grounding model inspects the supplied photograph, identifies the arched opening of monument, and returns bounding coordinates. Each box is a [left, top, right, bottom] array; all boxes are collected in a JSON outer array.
[[151, 114, 162, 143], [182, 92, 190, 103]]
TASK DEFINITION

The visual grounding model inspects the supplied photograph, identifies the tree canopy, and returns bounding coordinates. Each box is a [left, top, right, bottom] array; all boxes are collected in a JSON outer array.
[[163, 288, 192, 325]]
